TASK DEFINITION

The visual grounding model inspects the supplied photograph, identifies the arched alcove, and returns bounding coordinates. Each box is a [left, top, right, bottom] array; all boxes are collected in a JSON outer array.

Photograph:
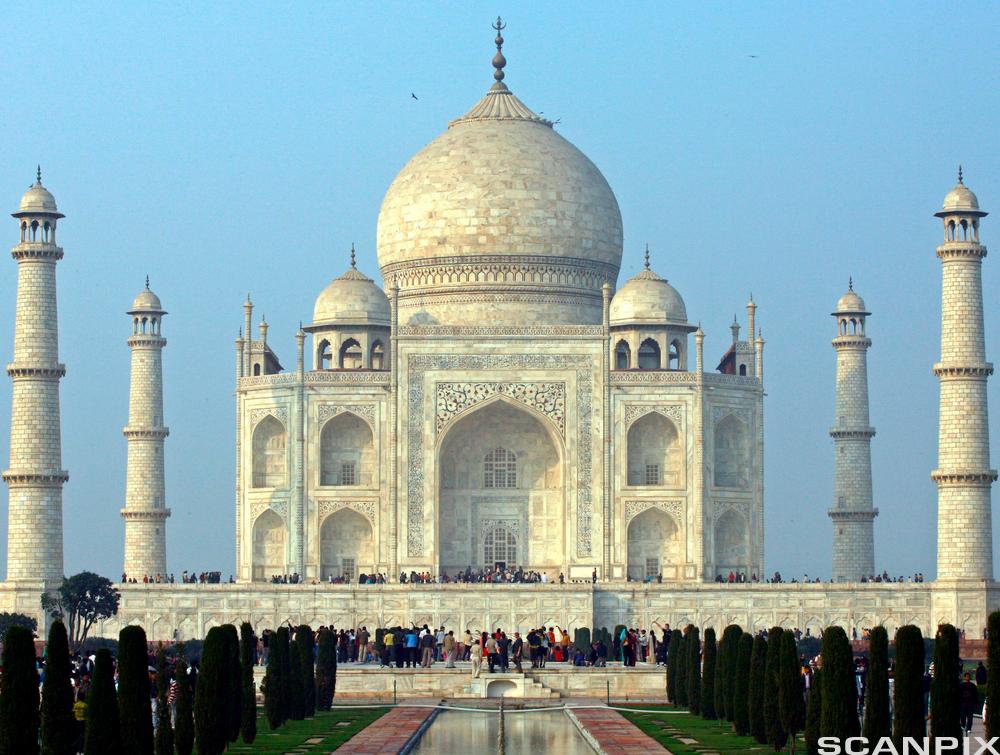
[[714, 509, 748, 574], [614, 340, 631, 369], [437, 399, 563, 574], [637, 338, 661, 369], [319, 412, 374, 486], [713, 414, 749, 488], [626, 507, 680, 581], [251, 416, 287, 488], [339, 338, 363, 369], [320, 508, 374, 581], [252, 510, 286, 581], [627, 412, 682, 487]]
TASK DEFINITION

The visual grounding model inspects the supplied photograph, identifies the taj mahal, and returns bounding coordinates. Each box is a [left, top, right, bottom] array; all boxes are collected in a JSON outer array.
[[0, 25, 997, 642]]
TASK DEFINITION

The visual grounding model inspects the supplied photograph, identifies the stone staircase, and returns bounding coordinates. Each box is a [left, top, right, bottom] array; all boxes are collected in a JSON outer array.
[[452, 671, 561, 700]]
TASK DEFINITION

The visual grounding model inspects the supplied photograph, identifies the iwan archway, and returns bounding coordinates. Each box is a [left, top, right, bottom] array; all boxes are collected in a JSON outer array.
[[437, 398, 564, 576]]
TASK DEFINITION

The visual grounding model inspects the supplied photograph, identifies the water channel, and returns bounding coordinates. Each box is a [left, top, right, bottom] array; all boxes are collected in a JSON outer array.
[[408, 708, 595, 754]]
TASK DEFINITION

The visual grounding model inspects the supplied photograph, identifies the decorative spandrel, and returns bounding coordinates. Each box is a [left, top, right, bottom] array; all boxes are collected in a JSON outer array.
[[436, 382, 566, 436]]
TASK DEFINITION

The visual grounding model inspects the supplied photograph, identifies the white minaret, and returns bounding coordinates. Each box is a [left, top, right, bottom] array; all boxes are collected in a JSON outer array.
[[3, 169, 68, 582], [933, 169, 995, 580], [829, 280, 877, 581], [121, 279, 170, 578]]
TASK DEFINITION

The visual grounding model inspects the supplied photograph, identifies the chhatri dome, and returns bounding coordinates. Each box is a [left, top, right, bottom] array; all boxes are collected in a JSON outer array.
[[376, 18, 623, 326], [313, 245, 390, 326], [130, 277, 164, 312], [610, 246, 688, 325], [937, 166, 985, 216], [13, 167, 63, 218], [832, 278, 868, 315]]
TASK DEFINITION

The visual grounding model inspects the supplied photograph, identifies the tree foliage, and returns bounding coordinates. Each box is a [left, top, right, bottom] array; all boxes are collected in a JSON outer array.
[[288, 639, 305, 721], [240, 623, 258, 744], [930, 623, 961, 742], [222, 624, 242, 743], [733, 633, 753, 735], [687, 626, 702, 715], [805, 669, 823, 755], [83, 649, 121, 755], [316, 628, 337, 712], [0, 624, 40, 755], [296, 626, 316, 717], [764, 627, 787, 751], [153, 647, 173, 755], [893, 625, 925, 749], [194, 626, 229, 755], [779, 630, 805, 752], [40, 572, 120, 648], [988, 612, 1000, 739], [676, 629, 689, 707], [263, 626, 288, 729], [667, 629, 683, 704], [700, 628, 717, 720], [720, 624, 743, 722], [0, 611, 37, 642], [862, 626, 890, 742], [748, 633, 767, 744], [820, 626, 859, 741], [41, 619, 75, 755], [173, 650, 195, 755], [117, 625, 153, 755]]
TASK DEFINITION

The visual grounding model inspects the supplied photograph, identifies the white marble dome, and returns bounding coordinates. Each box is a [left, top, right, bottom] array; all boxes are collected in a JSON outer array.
[[313, 263, 390, 326], [610, 266, 687, 325], [131, 286, 163, 312], [376, 76, 623, 326], [834, 288, 867, 314], [14, 178, 62, 218]]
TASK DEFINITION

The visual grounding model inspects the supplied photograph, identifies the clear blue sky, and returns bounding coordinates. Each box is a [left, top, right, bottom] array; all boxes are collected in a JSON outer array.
[[0, 2, 997, 581]]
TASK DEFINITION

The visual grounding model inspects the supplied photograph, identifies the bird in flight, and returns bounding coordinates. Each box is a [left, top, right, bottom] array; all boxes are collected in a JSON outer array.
[[411, 92, 418, 100], [748, 55, 758, 59]]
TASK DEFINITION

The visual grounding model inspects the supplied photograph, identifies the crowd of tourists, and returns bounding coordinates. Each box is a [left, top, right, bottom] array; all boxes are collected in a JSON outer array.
[[714, 570, 928, 584], [121, 571, 229, 584]]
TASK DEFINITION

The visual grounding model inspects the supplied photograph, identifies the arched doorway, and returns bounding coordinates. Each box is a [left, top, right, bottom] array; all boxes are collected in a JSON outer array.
[[626, 412, 682, 487], [252, 510, 286, 581], [251, 416, 287, 488], [626, 508, 680, 581], [437, 399, 563, 575], [319, 412, 374, 486], [714, 414, 749, 487], [320, 508, 374, 581], [714, 509, 749, 576]]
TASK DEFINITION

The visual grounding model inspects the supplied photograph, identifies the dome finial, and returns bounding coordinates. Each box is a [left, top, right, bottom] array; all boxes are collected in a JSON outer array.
[[958, 165, 964, 184], [350, 242, 356, 269], [36, 165, 42, 185], [848, 276, 853, 291], [145, 275, 150, 290], [644, 243, 651, 270], [492, 16, 507, 84]]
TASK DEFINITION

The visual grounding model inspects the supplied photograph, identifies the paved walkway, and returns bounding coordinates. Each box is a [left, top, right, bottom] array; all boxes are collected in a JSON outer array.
[[335, 700, 437, 754], [569, 704, 670, 754]]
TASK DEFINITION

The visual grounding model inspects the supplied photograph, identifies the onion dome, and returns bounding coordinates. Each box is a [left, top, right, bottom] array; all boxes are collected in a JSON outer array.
[[129, 277, 165, 314], [610, 248, 687, 325], [376, 18, 622, 326], [936, 166, 987, 217], [832, 278, 869, 315], [313, 246, 390, 326], [12, 166, 63, 218]]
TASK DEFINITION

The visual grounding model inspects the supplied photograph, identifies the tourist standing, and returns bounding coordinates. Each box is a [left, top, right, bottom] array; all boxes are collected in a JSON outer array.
[[960, 672, 979, 734], [512, 633, 523, 673], [470, 640, 483, 678], [420, 630, 435, 668], [443, 631, 456, 668], [485, 634, 498, 673], [405, 627, 419, 668], [498, 632, 510, 672]]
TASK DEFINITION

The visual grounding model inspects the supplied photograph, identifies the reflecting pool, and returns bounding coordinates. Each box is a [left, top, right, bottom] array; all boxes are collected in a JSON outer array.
[[409, 709, 594, 754]]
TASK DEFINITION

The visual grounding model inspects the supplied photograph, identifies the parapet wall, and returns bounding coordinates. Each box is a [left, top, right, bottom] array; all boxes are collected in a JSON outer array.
[[1, 580, 997, 641]]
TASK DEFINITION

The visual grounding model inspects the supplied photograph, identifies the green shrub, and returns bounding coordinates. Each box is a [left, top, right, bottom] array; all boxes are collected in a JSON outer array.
[[153, 646, 173, 755], [264, 627, 286, 728], [667, 629, 683, 703], [239, 623, 257, 744], [296, 626, 316, 718], [316, 628, 336, 712], [117, 625, 153, 755], [988, 612, 1000, 739], [764, 627, 787, 750], [83, 649, 121, 755], [194, 626, 229, 755], [686, 626, 701, 715], [223, 624, 242, 743], [820, 626, 859, 740], [173, 650, 194, 755], [893, 625, 925, 748], [862, 626, 890, 741], [805, 669, 822, 755], [288, 638, 305, 721], [40, 619, 75, 755], [0, 624, 40, 755], [700, 628, 717, 720], [779, 630, 805, 747], [720, 624, 744, 722], [747, 633, 767, 743], [732, 632, 753, 735], [676, 629, 689, 706], [931, 623, 961, 741]]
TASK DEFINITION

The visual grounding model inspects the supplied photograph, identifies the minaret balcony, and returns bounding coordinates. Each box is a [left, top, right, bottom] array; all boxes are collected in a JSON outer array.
[[828, 427, 875, 440], [2, 469, 69, 484], [6, 363, 66, 378], [931, 469, 998, 485], [932, 362, 993, 378], [120, 508, 171, 521], [832, 335, 872, 349], [936, 243, 987, 260], [828, 508, 878, 521], [122, 426, 170, 440], [11, 243, 63, 261]]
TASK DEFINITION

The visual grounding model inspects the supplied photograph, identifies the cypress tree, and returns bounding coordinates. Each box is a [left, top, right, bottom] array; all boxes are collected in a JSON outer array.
[[264, 626, 286, 728], [930, 623, 961, 742], [296, 625, 316, 717], [733, 632, 753, 736], [667, 629, 683, 704], [0, 624, 40, 755], [820, 625, 859, 740], [892, 625, 925, 749], [779, 630, 805, 753], [222, 624, 242, 743], [676, 629, 689, 707], [715, 630, 728, 718], [173, 651, 194, 755], [316, 628, 337, 711], [687, 626, 701, 715], [723, 625, 744, 722], [701, 628, 717, 720], [987, 611, 1000, 739], [153, 647, 173, 755], [40, 619, 75, 755], [748, 633, 767, 744], [117, 625, 153, 755], [194, 626, 229, 755], [862, 625, 890, 742], [278, 627, 293, 722], [83, 648, 121, 755], [804, 669, 823, 755], [239, 622, 258, 744], [288, 640, 306, 721], [764, 627, 787, 751]]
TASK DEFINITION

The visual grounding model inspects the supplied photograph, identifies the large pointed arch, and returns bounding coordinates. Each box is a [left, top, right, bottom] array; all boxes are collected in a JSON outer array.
[[251, 509, 286, 581], [251, 415, 287, 488], [319, 508, 374, 581], [319, 411, 375, 486]]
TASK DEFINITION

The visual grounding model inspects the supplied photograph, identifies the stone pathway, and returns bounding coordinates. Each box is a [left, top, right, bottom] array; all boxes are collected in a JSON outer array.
[[569, 705, 670, 754], [335, 701, 437, 754]]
